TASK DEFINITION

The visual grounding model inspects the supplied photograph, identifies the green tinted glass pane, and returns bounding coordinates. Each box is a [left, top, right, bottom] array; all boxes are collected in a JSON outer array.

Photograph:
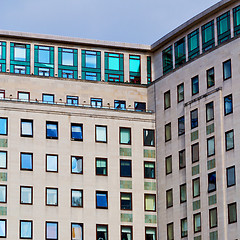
[[120, 128, 131, 144], [175, 38, 185, 58], [109, 54, 120, 70], [129, 56, 140, 72], [188, 30, 199, 52], [219, 17, 229, 34], [205, 27, 213, 42], [235, 8, 240, 26]]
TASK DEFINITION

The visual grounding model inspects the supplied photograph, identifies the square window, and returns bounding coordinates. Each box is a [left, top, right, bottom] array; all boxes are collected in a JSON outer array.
[[144, 194, 156, 212], [71, 156, 83, 174], [20, 220, 32, 239], [167, 223, 174, 240], [120, 127, 131, 145], [120, 193, 132, 210], [120, 160, 132, 178], [67, 96, 78, 106], [46, 122, 58, 139], [207, 68, 215, 88], [177, 83, 184, 102], [209, 208, 218, 228], [223, 59, 231, 80], [20, 153, 33, 171], [228, 202, 237, 224], [164, 90, 171, 109], [62, 48, 74, 66], [114, 100, 126, 110], [208, 172, 216, 192], [46, 222, 58, 240], [91, 98, 102, 108], [46, 155, 58, 172], [71, 189, 83, 207], [181, 218, 188, 238], [96, 191, 108, 209], [134, 102, 146, 111], [165, 155, 172, 175], [42, 94, 54, 104], [144, 161, 155, 179], [227, 166, 235, 187], [192, 143, 199, 163], [191, 109, 198, 129], [179, 149, 186, 169], [224, 94, 233, 115], [145, 227, 156, 240], [143, 129, 155, 146], [191, 75, 199, 95], [0, 185, 6, 203], [96, 225, 108, 240], [46, 188, 58, 206], [194, 213, 201, 233], [0, 151, 7, 169], [206, 102, 214, 122], [178, 116, 185, 136], [71, 123, 83, 141], [165, 123, 171, 142], [0, 118, 7, 135], [18, 92, 30, 102], [166, 189, 173, 208], [193, 178, 200, 198], [20, 186, 33, 205], [95, 125, 107, 143], [225, 130, 234, 151], [71, 223, 83, 240], [38, 46, 51, 64], [0, 220, 6, 238], [207, 137, 215, 157], [96, 158, 107, 176], [121, 226, 132, 240], [21, 120, 33, 137], [180, 184, 187, 203]]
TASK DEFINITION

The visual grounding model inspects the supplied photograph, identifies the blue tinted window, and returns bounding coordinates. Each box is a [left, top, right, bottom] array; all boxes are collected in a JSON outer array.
[[85, 72, 97, 81], [62, 69, 74, 79], [71, 124, 83, 141], [14, 65, 26, 74], [114, 100, 126, 110], [191, 109, 198, 129], [46, 122, 58, 139], [224, 95, 233, 115], [0, 220, 6, 237], [39, 67, 50, 76], [67, 96, 78, 105], [91, 98, 102, 108], [21, 153, 33, 170], [62, 48, 74, 66], [42, 94, 54, 104], [96, 191, 108, 208], [0, 118, 7, 135], [20, 221, 32, 238], [120, 160, 132, 177], [85, 51, 97, 68], [39, 46, 50, 63]]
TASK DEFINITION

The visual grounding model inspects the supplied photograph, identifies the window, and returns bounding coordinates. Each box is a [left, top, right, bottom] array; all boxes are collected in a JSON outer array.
[[191, 109, 198, 129], [20, 186, 33, 205], [14, 65, 26, 74], [233, 5, 240, 36], [144, 161, 155, 179], [145, 227, 156, 240], [91, 98, 102, 108], [85, 50, 97, 68], [114, 100, 126, 110], [223, 59, 231, 80], [38, 67, 50, 77], [0, 220, 6, 238], [61, 48, 74, 66], [144, 194, 156, 212], [46, 121, 58, 139], [120, 160, 132, 177], [143, 129, 155, 146], [177, 83, 184, 102], [71, 189, 83, 207], [164, 90, 171, 109], [71, 123, 83, 141], [191, 75, 199, 95], [209, 208, 218, 228], [224, 94, 233, 115], [71, 156, 83, 174], [67, 96, 78, 106], [179, 149, 186, 169], [217, 11, 231, 44], [202, 20, 215, 52], [20, 220, 32, 239], [207, 68, 215, 88], [14, 43, 27, 61], [207, 137, 215, 157], [0, 185, 6, 203], [192, 143, 199, 163], [0, 151, 7, 169], [120, 127, 131, 145], [225, 130, 234, 151], [206, 102, 214, 122], [227, 166, 235, 187], [178, 116, 185, 136], [46, 155, 58, 172], [134, 102, 146, 111], [181, 218, 188, 238], [0, 90, 5, 99], [166, 189, 173, 208], [175, 38, 186, 68], [162, 46, 173, 74], [228, 202, 237, 224], [193, 213, 201, 233], [121, 226, 132, 240], [20, 153, 33, 171], [193, 178, 200, 198], [42, 94, 54, 104], [21, 120, 33, 137], [120, 193, 132, 210], [62, 69, 74, 79], [96, 158, 107, 176], [0, 118, 7, 135], [18, 92, 30, 101], [46, 188, 58, 206], [129, 55, 141, 84], [180, 184, 186, 203], [37, 46, 51, 64], [167, 223, 174, 240], [188, 29, 200, 60], [46, 222, 58, 240], [106, 53, 121, 70], [165, 123, 171, 142], [96, 191, 108, 209], [165, 155, 172, 175], [71, 223, 83, 240], [95, 125, 107, 143], [96, 225, 108, 240], [208, 172, 216, 192]]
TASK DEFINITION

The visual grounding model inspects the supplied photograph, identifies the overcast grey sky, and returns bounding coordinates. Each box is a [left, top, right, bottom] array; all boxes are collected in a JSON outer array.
[[1, 0, 220, 44]]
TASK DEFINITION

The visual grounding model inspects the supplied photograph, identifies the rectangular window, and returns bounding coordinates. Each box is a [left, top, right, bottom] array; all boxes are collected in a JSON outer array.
[[106, 53, 120, 70], [85, 51, 97, 68], [120, 193, 132, 210], [91, 98, 102, 108], [225, 130, 234, 151], [20, 186, 33, 205], [227, 166, 236, 187], [71, 123, 83, 141], [38, 46, 51, 64], [62, 69, 74, 79], [166, 189, 173, 208], [224, 94, 233, 115], [162, 46, 173, 74], [223, 59, 231, 80], [71, 223, 83, 240], [14, 43, 27, 61], [14, 65, 26, 74], [207, 67, 215, 88], [208, 171, 216, 192], [120, 160, 132, 178], [129, 55, 141, 84], [0, 118, 7, 135], [147, 56, 152, 83], [46, 155, 58, 172], [165, 155, 172, 175], [191, 75, 199, 95], [165, 123, 171, 142], [181, 218, 188, 238], [0, 151, 7, 169], [191, 109, 198, 129], [46, 188, 58, 206], [96, 225, 108, 240], [0, 220, 6, 238], [71, 156, 83, 174], [179, 149, 186, 169], [85, 72, 98, 80], [145, 227, 156, 240], [193, 178, 200, 198], [114, 100, 126, 110], [120, 127, 131, 145], [177, 83, 184, 102], [46, 121, 58, 139], [167, 223, 174, 240], [202, 20, 215, 52], [188, 29, 199, 60], [180, 184, 187, 203], [95, 125, 107, 143], [121, 226, 132, 240], [18, 92, 30, 101], [217, 11, 231, 44], [46, 222, 58, 240], [20, 153, 33, 171], [175, 38, 186, 68], [192, 143, 199, 163], [228, 202, 237, 224], [206, 102, 214, 122], [62, 48, 74, 66], [42, 94, 54, 104], [164, 90, 171, 109], [67, 96, 78, 106], [194, 213, 201, 233], [0, 90, 5, 99], [178, 116, 185, 136], [143, 129, 155, 146], [20, 220, 32, 239], [134, 102, 146, 112], [71, 189, 83, 207], [209, 208, 218, 228], [21, 119, 33, 137], [144, 161, 155, 179], [96, 158, 107, 176], [233, 5, 240, 36], [0, 185, 6, 203], [38, 67, 50, 77], [96, 191, 108, 209], [207, 137, 215, 157], [144, 194, 156, 212]]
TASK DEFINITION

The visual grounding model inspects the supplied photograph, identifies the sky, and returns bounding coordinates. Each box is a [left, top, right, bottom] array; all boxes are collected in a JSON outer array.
[[0, 0, 220, 45]]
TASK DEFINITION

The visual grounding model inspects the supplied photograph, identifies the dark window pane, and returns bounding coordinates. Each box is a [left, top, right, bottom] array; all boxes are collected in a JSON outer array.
[[208, 172, 216, 192], [191, 109, 198, 129], [71, 189, 83, 207], [193, 178, 200, 198], [46, 122, 58, 139], [177, 83, 184, 102], [207, 68, 215, 88], [178, 116, 185, 136], [144, 162, 155, 179], [120, 160, 132, 177], [194, 213, 201, 233], [181, 218, 188, 237], [144, 129, 155, 146], [225, 130, 234, 151], [209, 208, 218, 228], [180, 184, 187, 203], [165, 123, 171, 142], [134, 102, 146, 111], [223, 59, 231, 80], [179, 149, 186, 169], [227, 166, 235, 187], [207, 137, 215, 157], [164, 91, 171, 109], [167, 223, 174, 240], [121, 193, 132, 210], [192, 143, 199, 163], [228, 203, 237, 224], [165, 155, 172, 175], [162, 46, 173, 74], [224, 94, 233, 115], [175, 38, 186, 68], [192, 76, 199, 95], [166, 189, 173, 208], [114, 100, 126, 110], [206, 102, 214, 122], [96, 158, 107, 176], [97, 225, 108, 240], [145, 228, 156, 240]]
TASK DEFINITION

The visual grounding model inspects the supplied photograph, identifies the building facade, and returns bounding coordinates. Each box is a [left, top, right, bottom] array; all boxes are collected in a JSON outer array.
[[0, 0, 239, 239]]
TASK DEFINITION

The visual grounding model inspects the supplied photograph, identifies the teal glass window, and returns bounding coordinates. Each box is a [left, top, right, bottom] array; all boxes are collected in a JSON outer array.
[[0, 42, 6, 72], [129, 55, 141, 84], [217, 11, 231, 44], [14, 44, 26, 61], [91, 98, 102, 108], [0, 118, 7, 135], [175, 38, 186, 68], [96, 158, 107, 176], [162, 46, 173, 74], [108, 53, 120, 70], [191, 75, 199, 95], [202, 20, 215, 52], [147, 56, 152, 83], [233, 5, 240, 36], [120, 127, 131, 145], [38, 46, 50, 63], [188, 29, 199, 60]]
